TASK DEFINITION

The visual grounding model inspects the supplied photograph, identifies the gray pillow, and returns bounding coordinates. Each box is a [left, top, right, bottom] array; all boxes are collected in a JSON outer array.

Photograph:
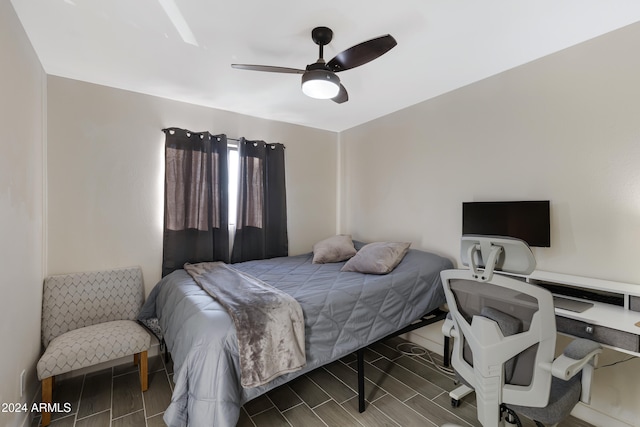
[[312, 235, 357, 264], [341, 242, 411, 274]]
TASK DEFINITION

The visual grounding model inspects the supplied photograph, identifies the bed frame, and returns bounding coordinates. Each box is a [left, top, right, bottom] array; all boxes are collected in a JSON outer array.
[[356, 307, 449, 412]]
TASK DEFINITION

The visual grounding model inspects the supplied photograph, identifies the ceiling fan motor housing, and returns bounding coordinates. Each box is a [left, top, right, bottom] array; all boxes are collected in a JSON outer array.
[[311, 27, 333, 46]]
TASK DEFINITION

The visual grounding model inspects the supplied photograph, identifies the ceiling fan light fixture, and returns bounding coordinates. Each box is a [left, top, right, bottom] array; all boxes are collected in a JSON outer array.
[[301, 70, 340, 99]]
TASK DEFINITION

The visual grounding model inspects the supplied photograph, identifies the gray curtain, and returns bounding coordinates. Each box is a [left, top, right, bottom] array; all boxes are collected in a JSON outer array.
[[231, 138, 288, 263], [162, 128, 229, 276]]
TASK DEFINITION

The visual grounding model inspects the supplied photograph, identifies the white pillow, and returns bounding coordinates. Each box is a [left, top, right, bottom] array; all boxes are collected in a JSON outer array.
[[312, 235, 357, 264]]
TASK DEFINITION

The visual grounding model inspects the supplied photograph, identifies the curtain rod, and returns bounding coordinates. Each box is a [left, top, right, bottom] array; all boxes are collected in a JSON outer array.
[[161, 128, 282, 147], [162, 127, 239, 141]]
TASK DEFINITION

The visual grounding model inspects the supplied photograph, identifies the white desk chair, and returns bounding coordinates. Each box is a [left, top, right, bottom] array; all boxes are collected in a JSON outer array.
[[441, 236, 601, 427]]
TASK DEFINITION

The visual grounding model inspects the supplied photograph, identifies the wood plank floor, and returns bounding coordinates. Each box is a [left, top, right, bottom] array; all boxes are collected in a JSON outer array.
[[31, 337, 594, 427]]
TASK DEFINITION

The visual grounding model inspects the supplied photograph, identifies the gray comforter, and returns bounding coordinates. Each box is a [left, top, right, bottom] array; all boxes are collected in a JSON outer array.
[[139, 248, 452, 427]]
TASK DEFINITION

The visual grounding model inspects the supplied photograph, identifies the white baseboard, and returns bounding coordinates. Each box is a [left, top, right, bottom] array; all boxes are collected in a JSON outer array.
[[399, 321, 446, 356], [571, 403, 632, 427], [20, 386, 41, 427]]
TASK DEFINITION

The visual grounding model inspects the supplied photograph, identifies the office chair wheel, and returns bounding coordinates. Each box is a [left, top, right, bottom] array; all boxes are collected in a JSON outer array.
[[451, 398, 460, 408]]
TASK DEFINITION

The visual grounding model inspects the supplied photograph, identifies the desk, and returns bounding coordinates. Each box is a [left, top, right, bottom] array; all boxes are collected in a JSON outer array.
[[441, 270, 640, 367], [525, 271, 640, 356]]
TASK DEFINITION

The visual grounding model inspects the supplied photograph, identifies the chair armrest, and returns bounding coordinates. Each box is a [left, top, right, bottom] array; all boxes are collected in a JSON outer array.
[[564, 338, 602, 360], [551, 339, 602, 380]]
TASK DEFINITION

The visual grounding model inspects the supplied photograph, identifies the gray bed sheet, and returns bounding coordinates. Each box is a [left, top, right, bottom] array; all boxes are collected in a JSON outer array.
[[141, 248, 452, 427]]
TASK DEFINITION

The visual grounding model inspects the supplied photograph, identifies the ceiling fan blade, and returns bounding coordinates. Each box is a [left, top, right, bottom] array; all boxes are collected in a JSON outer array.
[[332, 84, 348, 104], [231, 64, 305, 74], [327, 34, 397, 72]]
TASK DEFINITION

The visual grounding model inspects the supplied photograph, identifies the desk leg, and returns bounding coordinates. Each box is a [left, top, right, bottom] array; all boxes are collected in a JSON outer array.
[[357, 348, 365, 412]]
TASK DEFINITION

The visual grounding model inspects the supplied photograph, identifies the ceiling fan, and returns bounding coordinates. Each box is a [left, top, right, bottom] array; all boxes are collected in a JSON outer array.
[[231, 26, 397, 104]]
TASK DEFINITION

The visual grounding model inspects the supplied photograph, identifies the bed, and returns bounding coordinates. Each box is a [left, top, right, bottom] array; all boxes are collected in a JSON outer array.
[[139, 243, 452, 427]]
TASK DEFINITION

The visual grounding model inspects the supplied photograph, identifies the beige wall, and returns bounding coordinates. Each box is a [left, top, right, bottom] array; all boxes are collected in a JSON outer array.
[[340, 22, 640, 427], [46, 77, 338, 293], [0, 3, 45, 426]]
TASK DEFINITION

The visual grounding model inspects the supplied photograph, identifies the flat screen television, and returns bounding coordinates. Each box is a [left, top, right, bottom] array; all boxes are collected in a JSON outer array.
[[462, 200, 550, 247]]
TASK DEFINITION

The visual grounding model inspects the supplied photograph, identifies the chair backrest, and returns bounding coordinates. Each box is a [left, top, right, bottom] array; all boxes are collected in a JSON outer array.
[[41, 266, 144, 347], [442, 236, 557, 425]]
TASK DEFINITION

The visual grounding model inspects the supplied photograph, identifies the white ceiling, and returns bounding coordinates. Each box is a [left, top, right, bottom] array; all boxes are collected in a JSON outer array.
[[10, 0, 640, 132]]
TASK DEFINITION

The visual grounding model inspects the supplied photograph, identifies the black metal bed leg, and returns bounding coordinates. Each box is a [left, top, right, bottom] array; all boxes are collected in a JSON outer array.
[[357, 348, 365, 413], [443, 335, 450, 367], [351, 308, 447, 414]]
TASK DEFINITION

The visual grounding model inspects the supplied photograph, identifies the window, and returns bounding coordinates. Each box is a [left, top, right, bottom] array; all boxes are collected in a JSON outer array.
[[162, 130, 288, 267]]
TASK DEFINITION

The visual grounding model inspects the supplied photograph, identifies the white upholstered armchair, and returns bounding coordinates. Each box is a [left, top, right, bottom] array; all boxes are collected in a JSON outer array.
[[37, 267, 151, 426]]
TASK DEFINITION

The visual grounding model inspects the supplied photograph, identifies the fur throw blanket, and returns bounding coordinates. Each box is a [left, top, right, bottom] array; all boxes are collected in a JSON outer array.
[[184, 262, 305, 388]]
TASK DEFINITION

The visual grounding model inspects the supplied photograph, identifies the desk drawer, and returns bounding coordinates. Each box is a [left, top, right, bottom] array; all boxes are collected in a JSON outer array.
[[556, 316, 639, 352]]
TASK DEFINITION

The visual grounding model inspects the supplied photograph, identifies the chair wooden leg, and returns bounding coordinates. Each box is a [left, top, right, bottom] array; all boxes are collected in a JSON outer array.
[[139, 351, 148, 392], [41, 376, 53, 427], [134, 353, 140, 365]]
